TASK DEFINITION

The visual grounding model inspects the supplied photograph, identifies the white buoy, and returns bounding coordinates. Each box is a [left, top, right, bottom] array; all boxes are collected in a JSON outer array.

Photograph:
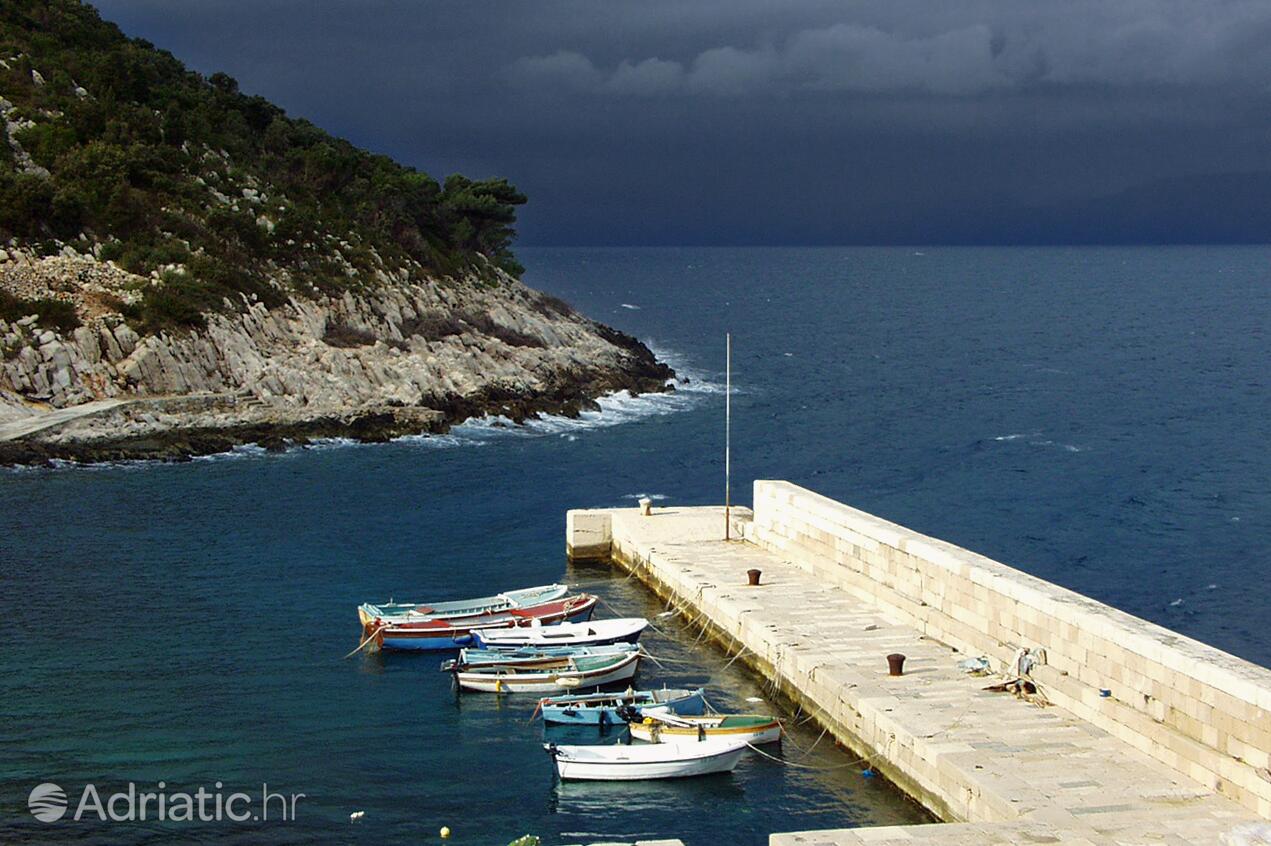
[[440, 825, 452, 838]]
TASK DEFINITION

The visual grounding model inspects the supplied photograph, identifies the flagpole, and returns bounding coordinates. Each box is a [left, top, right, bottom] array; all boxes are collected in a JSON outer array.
[[725, 332, 731, 541]]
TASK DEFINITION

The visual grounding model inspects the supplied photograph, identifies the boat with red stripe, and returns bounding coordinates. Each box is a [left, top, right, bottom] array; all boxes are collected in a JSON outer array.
[[366, 593, 598, 652]]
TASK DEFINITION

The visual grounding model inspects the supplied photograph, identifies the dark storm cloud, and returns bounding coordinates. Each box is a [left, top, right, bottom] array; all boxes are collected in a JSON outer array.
[[92, 1, 1271, 244]]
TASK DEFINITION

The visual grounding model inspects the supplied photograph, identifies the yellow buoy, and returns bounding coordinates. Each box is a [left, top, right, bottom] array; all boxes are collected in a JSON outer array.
[[440, 825, 451, 838]]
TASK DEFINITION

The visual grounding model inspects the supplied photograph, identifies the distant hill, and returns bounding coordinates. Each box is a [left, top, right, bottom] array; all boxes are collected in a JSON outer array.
[[1023, 172, 1271, 245], [881, 172, 1271, 247]]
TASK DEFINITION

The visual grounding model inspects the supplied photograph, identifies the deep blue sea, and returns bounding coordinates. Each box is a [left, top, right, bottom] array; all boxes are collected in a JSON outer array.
[[3, 246, 1269, 844]]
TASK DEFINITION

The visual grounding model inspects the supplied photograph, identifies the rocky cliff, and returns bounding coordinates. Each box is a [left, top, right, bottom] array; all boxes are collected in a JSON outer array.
[[0, 247, 673, 464]]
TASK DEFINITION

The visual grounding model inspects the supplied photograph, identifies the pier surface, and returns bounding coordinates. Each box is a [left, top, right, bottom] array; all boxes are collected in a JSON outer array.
[[0, 397, 127, 441], [568, 481, 1271, 844]]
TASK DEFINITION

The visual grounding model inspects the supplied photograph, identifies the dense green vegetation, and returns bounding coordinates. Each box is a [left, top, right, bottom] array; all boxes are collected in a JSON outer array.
[[0, 288, 79, 332], [0, 1, 527, 330]]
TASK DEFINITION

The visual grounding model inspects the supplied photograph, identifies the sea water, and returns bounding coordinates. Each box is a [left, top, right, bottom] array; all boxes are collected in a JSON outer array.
[[2, 246, 1269, 844]]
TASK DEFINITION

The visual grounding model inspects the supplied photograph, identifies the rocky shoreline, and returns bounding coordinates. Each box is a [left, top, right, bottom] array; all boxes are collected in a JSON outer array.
[[1, 249, 674, 466], [0, 371, 668, 466]]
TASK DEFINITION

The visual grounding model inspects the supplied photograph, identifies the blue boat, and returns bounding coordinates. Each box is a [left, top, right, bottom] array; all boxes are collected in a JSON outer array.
[[538, 687, 706, 726]]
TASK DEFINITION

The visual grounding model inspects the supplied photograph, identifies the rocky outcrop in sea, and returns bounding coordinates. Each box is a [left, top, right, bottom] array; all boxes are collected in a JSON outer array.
[[0, 248, 673, 464]]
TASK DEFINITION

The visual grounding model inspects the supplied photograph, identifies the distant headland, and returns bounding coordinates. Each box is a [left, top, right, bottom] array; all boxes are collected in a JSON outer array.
[[0, 1, 672, 464]]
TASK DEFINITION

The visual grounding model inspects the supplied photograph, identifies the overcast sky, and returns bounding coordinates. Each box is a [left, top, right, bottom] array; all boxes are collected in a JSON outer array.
[[92, 1, 1271, 245]]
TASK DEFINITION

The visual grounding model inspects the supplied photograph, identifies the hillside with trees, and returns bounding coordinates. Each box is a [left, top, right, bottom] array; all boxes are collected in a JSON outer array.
[[0, 0, 527, 332]]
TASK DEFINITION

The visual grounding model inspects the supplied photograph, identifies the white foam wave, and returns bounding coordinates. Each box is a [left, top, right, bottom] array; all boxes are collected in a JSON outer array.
[[188, 444, 272, 464], [396, 344, 723, 451], [620, 303, 641, 310], [306, 437, 361, 450], [991, 433, 1083, 453], [1031, 439, 1084, 453]]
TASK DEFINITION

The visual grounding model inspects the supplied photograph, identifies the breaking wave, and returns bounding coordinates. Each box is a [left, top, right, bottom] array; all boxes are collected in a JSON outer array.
[[401, 343, 724, 450], [990, 431, 1084, 453]]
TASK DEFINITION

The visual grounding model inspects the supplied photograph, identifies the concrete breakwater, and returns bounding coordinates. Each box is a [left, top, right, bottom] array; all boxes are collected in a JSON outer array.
[[568, 481, 1271, 844]]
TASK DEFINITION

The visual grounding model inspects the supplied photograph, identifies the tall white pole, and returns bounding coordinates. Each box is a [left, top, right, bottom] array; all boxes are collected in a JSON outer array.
[[725, 332, 731, 541]]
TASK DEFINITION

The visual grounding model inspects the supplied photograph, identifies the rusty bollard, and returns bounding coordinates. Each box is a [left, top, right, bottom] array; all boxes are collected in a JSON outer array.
[[746, 568, 762, 586], [887, 653, 906, 676]]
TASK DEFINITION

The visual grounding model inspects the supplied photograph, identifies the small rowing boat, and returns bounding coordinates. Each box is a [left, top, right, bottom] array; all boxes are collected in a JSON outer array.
[[628, 712, 782, 745], [441, 643, 638, 672], [455, 650, 640, 694], [472, 617, 648, 649], [538, 687, 705, 726], [371, 594, 597, 652], [544, 737, 749, 780], [357, 583, 568, 629]]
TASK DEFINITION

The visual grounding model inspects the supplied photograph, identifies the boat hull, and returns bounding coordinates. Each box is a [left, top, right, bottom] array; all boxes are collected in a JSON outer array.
[[473, 618, 648, 649], [445, 643, 638, 672], [546, 739, 748, 780], [629, 716, 781, 745], [540, 689, 705, 726], [456, 652, 640, 694], [375, 596, 596, 652], [357, 583, 568, 627]]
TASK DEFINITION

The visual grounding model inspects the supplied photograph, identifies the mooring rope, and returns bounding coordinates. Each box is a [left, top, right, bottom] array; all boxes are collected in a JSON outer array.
[[343, 624, 385, 659], [590, 594, 679, 641], [719, 645, 751, 673], [745, 742, 873, 772], [798, 725, 830, 758]]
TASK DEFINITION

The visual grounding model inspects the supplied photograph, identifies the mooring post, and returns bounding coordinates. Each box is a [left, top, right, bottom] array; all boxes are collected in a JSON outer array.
[[724, 332, 731, 541]]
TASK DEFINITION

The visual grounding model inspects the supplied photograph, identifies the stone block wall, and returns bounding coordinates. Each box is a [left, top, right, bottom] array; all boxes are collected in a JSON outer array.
[[751, 480, 1271, 818]]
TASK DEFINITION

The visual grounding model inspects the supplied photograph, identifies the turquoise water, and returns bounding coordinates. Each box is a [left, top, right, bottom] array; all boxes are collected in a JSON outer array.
[[3, 246, 1270, 843]]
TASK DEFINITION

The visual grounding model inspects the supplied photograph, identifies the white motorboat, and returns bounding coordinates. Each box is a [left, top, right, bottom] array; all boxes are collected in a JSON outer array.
[[544, 737, 750, 780], [472, 617, 648, 648]]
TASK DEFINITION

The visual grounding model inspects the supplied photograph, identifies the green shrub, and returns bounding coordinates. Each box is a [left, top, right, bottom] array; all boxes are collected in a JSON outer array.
[[14, 121, 78, 169], [0, 0, 529, 335], [0, 289, 82, 333]]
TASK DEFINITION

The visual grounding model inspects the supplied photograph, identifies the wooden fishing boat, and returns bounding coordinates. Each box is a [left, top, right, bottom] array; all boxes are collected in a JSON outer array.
[[371, 594, 597, 652], [357, 583, 568, 629], [472, 617, 648, 649], [538, 687, 705, 726], [441, 643, 638, 672], [455, 650, 640, 694], [544, 737, 750, 780], [628, 712, 782, 745]]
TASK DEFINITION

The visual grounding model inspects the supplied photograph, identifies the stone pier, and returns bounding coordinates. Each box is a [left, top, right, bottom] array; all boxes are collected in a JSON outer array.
[[567, 481, 1271, 844]]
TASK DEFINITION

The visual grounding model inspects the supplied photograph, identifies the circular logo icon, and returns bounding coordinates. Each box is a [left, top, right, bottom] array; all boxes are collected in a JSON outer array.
[[28, 783, 68, 822]]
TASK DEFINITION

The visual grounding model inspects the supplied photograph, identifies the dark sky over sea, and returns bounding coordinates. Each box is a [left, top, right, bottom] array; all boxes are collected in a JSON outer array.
[[91, 1, 1271, 245]]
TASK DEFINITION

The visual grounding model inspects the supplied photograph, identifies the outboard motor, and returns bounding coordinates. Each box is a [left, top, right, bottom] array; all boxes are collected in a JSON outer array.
[[615, 704, 641, 723]]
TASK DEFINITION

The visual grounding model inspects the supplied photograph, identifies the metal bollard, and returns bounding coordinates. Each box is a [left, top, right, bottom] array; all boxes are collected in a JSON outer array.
[[746, 568, 762, 586], [887, 653, 906, 676]]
